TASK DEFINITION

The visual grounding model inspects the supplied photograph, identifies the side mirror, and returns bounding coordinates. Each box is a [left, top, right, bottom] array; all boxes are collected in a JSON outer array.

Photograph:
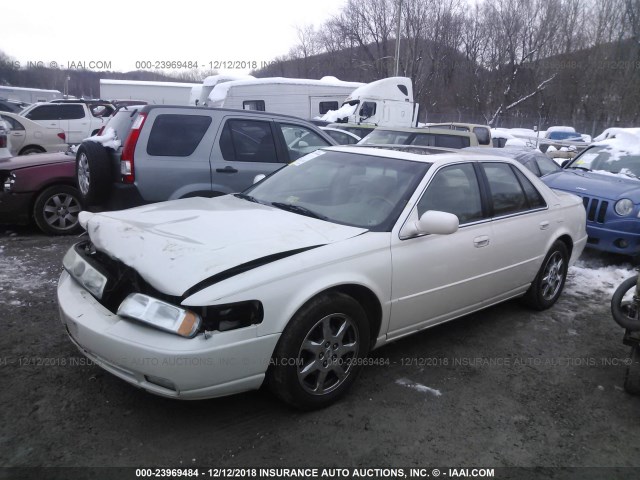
[[253, 174, 266, 184], [561, 159, 570, 168], [401, 210, 459, 238], [417, 210, 459, 235]]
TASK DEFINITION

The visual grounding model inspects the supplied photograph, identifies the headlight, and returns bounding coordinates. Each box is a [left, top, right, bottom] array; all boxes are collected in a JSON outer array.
[[62, 246, 108, 299], [118, 293, 201, 338], [615, 198, 634, 216], [3, 173, 15, 191]]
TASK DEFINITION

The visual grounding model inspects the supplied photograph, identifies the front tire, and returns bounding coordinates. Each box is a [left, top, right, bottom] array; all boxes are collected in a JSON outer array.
[[33, 185, 83, 235], [522, 240, 569, 310], [268, 292, 370, 410]]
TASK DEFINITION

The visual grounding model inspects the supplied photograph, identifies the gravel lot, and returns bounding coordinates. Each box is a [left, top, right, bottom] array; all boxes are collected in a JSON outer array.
[[1, 225, 640, 477]]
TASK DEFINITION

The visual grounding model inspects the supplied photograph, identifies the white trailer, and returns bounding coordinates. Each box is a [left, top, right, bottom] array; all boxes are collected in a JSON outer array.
[[99, 79, 199, 105], [206, 76, 364, 119], [0, 86, 62, 103]]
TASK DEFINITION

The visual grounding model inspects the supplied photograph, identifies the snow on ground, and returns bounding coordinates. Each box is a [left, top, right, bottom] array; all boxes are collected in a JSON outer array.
[[566, 256, 636, 297], [0, 237, 62, 305], [396, 378, 443, 396]]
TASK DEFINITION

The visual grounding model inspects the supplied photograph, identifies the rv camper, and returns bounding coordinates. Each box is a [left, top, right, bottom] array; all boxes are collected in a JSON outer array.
[[197, 74, 256, 106], [205, 76, 364, 119]]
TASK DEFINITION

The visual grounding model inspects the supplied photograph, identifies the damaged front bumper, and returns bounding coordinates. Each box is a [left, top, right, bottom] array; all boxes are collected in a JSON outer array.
[[57, 271, 279, 399]]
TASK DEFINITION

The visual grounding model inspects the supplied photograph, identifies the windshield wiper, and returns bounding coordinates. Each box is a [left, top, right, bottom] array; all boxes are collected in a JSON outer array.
[[270, 202, 328, 220], [234, 193, 262, 204], [568, 166, 591, 172]]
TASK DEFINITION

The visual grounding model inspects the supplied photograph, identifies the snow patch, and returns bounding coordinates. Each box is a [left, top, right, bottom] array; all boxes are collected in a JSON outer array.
[[566, 259, 636, 297], [318, 103, 358, 122], [83, 127, 121, 150], [396, 378, 442, 396]]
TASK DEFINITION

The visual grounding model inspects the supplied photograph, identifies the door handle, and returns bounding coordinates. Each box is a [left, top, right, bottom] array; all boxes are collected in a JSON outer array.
[[539, 221, 550, 230], [473, 235, 490, 248], [216, 166, 238, 173]]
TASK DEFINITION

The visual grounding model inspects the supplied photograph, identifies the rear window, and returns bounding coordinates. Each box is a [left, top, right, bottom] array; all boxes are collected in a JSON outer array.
[[107, 108, 143, 140], [411, 133, 470, 149], [147, 114, 212, 157]]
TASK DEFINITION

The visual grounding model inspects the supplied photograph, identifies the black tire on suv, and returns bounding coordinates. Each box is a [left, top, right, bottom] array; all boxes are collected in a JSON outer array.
[[76, 141, 112, 205]]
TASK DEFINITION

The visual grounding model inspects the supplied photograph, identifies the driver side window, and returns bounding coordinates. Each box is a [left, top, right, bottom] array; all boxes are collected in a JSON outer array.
[[417, 163, 484, 224]]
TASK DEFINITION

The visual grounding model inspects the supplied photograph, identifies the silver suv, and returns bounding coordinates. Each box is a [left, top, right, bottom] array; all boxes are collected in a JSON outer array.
[[76, 105, 336, 209]]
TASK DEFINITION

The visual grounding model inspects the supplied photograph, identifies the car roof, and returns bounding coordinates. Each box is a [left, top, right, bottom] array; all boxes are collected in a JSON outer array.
[[372, 126, 475, 137], [323, 145, 521, 166], [327, 123, 377, 129], [140, 104, 319, 124]]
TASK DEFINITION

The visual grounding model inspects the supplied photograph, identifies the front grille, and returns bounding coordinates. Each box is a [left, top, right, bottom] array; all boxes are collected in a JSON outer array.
[[581, 196, 608, 223]]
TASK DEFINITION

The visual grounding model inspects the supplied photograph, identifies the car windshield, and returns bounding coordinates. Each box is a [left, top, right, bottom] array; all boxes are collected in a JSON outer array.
[[567, 145, 640, 179], [243, 149, 430, 231], [548, 131, 582, 140]]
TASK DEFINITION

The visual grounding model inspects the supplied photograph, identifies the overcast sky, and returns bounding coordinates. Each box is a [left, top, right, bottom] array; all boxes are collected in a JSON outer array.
[[1, 0, 349, 76]]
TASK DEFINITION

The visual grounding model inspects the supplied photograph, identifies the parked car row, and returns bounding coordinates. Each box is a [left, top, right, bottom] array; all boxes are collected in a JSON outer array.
[[2, 99, 639, 267]]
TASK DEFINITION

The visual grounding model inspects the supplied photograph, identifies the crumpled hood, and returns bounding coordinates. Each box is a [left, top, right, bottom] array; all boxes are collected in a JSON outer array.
[[543, 170, 640, 202], [83, 195, 367, 297]]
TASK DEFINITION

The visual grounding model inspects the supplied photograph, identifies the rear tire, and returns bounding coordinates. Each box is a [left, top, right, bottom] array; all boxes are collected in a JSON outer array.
[[33, 185, 83, 235], [76, 141, 111, 205], [522, 240, 569, 310], [268, 292, 370, 410], [19, 146, 45, 155]]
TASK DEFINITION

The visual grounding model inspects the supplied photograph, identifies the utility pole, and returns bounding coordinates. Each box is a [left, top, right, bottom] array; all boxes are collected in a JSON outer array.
[[394, 0, 403, 76]]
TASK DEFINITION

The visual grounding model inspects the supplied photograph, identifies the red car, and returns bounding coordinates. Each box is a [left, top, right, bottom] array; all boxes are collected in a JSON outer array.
[[0, 151, 82, 234]]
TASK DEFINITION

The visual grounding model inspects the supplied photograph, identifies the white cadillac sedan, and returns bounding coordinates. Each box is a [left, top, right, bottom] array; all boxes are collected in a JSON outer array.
[[58, 146, 587, 409]]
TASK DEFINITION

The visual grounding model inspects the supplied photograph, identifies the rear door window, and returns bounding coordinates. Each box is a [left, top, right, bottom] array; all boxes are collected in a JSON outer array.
[[58, 105, 86, 120], [147, 114, 212, 157], [482, 162, 530, 216]]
